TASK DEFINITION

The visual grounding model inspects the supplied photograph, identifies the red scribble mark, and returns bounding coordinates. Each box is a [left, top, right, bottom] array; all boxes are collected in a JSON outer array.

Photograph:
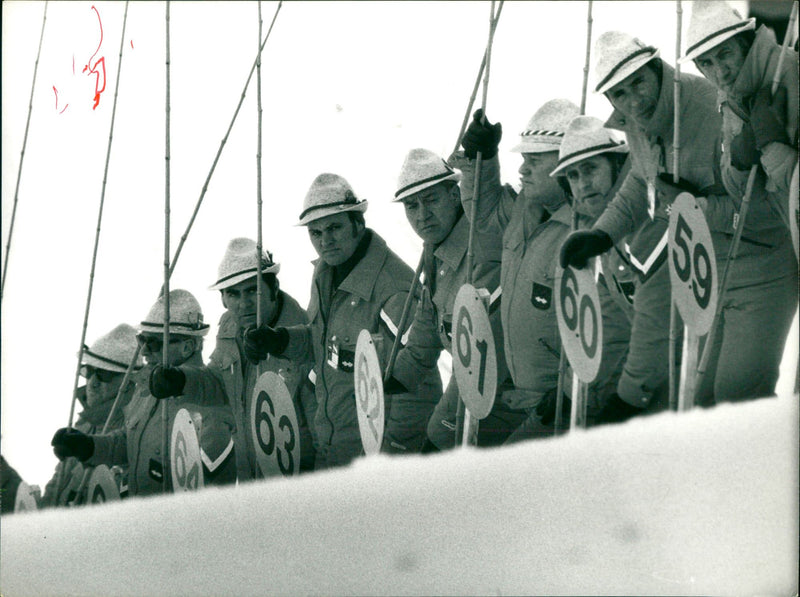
[[53, 86, 69, 114], [81, 6, 106, 110], [130, 39, 134, 49]]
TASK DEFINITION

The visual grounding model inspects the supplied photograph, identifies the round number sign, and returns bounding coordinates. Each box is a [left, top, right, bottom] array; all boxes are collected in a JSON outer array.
[[355, 329, 385, 456], [86, 464, 120, 504], [250, 371, 300, 478], [668, 192, 718, 336], [452, 284, 497, 420], [171, 408, 204, 492], [555, 264, 603, 383]]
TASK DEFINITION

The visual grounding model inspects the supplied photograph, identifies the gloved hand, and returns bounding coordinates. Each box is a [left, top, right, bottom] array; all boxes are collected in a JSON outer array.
[[243, 325, 289, 364], [535, 387, 571, 427], [383, 376, 409, 395], [750, 85, 790, 149], [149, 365, 186, 399], [51, 428, 94, 462], [595, 393, 644, 425], [655, 173, 702, 204], [559, 229, 613, 269], [728, 121, 759, 170], [461, 109, 503, 159]]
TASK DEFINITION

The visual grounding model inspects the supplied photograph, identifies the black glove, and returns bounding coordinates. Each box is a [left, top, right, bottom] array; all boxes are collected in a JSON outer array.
[[461, 109, 502, 159], [559, 229, 613, 269], [750, 86, 790, 149], [655, 173, 702, 203], [51, 428, 94, 462], [149, 365, 186, 399], [243, 325, 289, 364], [729, 121, 759, 170], [595, 393, 644, 425], [383, 376, 409, 395], [535, 387, 571, 427]]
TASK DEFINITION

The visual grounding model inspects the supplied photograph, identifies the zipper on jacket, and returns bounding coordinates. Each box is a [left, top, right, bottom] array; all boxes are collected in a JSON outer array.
[[315, 277, 335, 447]]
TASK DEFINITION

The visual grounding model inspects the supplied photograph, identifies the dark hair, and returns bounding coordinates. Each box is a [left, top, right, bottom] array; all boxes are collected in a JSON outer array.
[[732, 30, 755, 54], [261, 272, 279, 301], [346, 210, 366, 229]]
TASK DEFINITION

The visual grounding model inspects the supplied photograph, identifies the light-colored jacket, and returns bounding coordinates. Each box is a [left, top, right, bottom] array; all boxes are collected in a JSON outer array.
[[88, 354, 233, 497], [596, 59, 794, 289], [199, 292, 317, 480], [393, 213, 508, 394], [457, 153, 571, 406], [282, 230, 442, 468], [722, 25, 798, 242]]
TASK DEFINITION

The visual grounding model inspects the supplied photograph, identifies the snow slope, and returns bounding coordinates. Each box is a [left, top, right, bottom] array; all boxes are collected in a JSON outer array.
[[2, 394, 797, 596]]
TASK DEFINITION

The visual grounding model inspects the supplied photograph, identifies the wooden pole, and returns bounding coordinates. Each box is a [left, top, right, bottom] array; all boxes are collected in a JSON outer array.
[[161, 0, 172, 494], [1, 1, 48, 303]]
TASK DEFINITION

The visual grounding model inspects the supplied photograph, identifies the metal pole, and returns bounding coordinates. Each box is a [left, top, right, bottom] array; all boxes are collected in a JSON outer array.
[[579, 1, 593, 115], [668, 0, 682, 411], [256, 1, 265, 379]]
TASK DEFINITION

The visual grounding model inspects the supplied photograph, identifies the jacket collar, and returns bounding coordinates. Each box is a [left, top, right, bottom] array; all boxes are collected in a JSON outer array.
[[433, 214, 469, 271], [731, 26, 779, 101], [314, 229, 388, 302], [605, 59, 675, 141]]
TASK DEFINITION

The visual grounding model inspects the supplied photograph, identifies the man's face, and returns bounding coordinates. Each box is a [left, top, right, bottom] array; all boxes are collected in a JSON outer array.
[[138, 334, 193, 367], [605, 64, 661, 128], [518, 151, 565, 212], [307, 212, 364, 266], [563, 155, 616, 220], [221, 277, 278, 330], [694, 37, 747, 95], [401, 183, 461, 245], [84, 366, 124, 408]]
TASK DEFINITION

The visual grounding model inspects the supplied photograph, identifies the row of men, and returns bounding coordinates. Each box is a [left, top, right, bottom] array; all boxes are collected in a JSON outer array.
[[46, 2, 797, 503]]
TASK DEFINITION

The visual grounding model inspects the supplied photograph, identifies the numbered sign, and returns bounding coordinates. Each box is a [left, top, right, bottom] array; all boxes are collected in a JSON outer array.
[[250, 372, 300, 477], [86, 464, 120, 504], [555, 264, 603, 383], [789, 164, 798, 259], [668, 193, 718, 335], [14, 481, 38, 512], [355, 329, 385, 455], [452, 284, 497, 420], [171, 408, 204, 492]]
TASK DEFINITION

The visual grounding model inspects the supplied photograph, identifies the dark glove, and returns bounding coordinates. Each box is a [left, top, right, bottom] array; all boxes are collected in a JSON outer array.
[[535, 387, 571, 427], [383, 376, 409, 395], [750, 86, 790, 149], [51, 428, 94, 462], [728, 121, 759, 170], [559, 229, 613, 269], [149, 365, 186, 399], [655, 173, 702, 204], [595, 393, 644, 425], [461, 109, 502, 159], [243, 325, 289, 364]]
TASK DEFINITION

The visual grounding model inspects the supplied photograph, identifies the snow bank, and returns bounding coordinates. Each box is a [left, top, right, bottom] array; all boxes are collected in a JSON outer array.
[[2, 395, 797, 596]]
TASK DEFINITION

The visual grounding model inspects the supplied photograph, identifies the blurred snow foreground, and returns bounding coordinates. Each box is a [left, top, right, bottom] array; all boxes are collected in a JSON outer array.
[[2, 396, 797, 596]]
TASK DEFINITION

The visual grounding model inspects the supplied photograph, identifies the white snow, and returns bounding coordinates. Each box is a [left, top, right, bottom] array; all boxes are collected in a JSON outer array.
[[2, 394, 797, 596]]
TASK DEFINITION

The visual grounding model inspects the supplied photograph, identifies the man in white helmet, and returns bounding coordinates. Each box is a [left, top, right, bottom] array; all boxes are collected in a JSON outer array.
[[451, 100, 581, 441], [243, 174, 442, 469], [387, 148, 530, 449], [51, 290, 235, 496], [43, 324, 142, 506], [202, 238, 317, 478]]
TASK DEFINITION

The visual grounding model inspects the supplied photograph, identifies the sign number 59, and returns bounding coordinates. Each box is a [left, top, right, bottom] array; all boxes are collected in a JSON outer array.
[[668, 193, 718, 335]]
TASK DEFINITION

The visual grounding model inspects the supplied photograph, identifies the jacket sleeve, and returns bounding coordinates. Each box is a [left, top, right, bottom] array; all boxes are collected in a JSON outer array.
[[452, 152, 516, 237], [391, 287, 443, 393], [760, 142, 799, 199], [594, 169, 648, 243], [87, 428, 129, 468], [281, 324, 317, 365]]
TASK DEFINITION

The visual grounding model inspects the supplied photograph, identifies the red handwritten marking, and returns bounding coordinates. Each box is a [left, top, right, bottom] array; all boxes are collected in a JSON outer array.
[[81, 5, 106, 110], [130, 39, 134, 49], [53, 86, 69, 114]]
